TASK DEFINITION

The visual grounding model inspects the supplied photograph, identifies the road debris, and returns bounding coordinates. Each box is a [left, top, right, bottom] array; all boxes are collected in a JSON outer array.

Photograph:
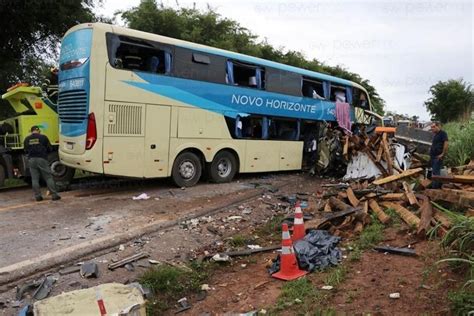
[[108, 252, 149, 270], [132, 193, 150, 200], [373, 246, 417, 257], [80, 262, 99, 278]]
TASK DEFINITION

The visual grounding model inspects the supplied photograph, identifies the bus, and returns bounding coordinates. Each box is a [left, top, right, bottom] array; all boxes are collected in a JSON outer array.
[[58, 23, 373, 187]]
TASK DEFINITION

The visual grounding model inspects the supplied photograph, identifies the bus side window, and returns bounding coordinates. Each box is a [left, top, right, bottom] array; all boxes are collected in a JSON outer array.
[[268, 118, 299, 141], [227, 60, 265, 89], [107, 34, 172, 75], [302, 77, 325, 99]]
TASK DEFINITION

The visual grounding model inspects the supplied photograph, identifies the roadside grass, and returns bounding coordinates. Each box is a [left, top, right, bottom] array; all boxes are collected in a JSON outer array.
[[324, 265, 348, 287], [274, 277, 326, 313], [256, 214, 285, 241], [140, 262, 211, 315], [384, 207, 402, 228], [348, 216, 385, 261], [443, 121, 474, 167], [228, 234, 247, 247], [433, 202, 474, 315]]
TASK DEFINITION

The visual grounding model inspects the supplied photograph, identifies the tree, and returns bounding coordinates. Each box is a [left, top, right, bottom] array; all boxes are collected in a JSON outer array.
[[425, 79, 473, 123], [0, 0, 102, 119], [118, 0, 385, 114]]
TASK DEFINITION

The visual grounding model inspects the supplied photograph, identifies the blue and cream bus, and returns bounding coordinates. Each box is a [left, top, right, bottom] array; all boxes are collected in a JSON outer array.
[[58, 23, 373, 187]]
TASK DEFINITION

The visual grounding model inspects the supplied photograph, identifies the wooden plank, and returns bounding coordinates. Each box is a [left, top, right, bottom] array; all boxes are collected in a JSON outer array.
[[432, 209, 451, 228], [346, 187, 360, 207], [403, 181, 418, 205], [376, 145, 384, 162], [329, 197, 355, 212], [363, 200, 369, 214], [323, 202, 332, 213], [424, 189, 474, 208], [431, 175, 474, 184], [416, 195, 433, 237], [368, 199, 391, 224], [381, 202, 420, 227], [381, 132, 393, 175], [373, 168, 424, 185], [343, 135, 349, 160], [379, 193, 407, 201]]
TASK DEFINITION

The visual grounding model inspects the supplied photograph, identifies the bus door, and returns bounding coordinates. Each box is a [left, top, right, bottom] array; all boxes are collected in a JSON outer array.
[[103, 101, 145, 177], [144, 104, 171, 178]]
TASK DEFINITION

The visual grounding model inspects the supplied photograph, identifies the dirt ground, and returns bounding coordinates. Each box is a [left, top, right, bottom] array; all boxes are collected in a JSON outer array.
[[0, 172, 464, 315]]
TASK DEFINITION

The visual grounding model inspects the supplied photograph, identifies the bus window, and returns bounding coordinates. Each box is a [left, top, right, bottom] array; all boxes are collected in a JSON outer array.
[[268, 118, 299, 140], [235, 115, 263, 139], [107, 34, 172, 74], [173, 47, 226, 84], [302, 77, 325, 99], [266, 68, 301, 96], [226, 60, 265, 89]]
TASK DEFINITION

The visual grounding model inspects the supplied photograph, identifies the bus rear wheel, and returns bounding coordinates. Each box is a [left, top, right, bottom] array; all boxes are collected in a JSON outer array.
[[209, 151, 237, 183], [172, 152, 202, 187], [48, 152, 75, 188], [0, 164, 5, 187]]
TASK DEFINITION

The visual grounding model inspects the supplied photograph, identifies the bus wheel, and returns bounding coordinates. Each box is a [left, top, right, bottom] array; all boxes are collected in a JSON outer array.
[[209, 151, 237, 183], [48, 152, 75, 185], [172, 152, 202, 187]]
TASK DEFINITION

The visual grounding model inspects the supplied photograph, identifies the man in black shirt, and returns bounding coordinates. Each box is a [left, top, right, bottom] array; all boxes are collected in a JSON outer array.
[[24, 126, 61, 201], [429, 122, 449, 189]]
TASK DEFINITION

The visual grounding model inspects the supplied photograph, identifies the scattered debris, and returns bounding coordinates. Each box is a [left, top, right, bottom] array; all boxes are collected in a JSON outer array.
[[80, 262, 99, 278], [212, 254, 230, 262], [389, 292, 401, 299], [132, 193, 150, 200], [176, 297, 191, 313], [373, 246, 417, 257], [321, 285, 334, 290], [108, 252, 149, 270], [59, 266, 81, 276]]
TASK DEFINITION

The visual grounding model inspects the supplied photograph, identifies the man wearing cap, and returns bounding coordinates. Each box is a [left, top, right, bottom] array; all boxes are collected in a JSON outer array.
[[24, 126, 61, 201]]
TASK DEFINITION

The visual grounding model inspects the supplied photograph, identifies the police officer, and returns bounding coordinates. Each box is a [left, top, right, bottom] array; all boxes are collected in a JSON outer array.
[[24, 126, 61, 201], [429, 122, 449, 189]]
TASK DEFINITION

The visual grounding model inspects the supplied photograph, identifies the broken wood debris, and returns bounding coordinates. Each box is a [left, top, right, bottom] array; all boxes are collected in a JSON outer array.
[[108, 252, 149, 270]]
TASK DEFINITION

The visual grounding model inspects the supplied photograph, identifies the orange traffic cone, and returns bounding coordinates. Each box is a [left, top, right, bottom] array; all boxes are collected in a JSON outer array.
[[292, 202, 306, 242], [272, 223, 308, 281]]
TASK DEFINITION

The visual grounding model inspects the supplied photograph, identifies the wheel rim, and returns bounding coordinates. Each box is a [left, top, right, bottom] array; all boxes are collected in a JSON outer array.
[[179, 160, 196, 179], [50, 160, 67, 178], [216, 157, 232, 178]]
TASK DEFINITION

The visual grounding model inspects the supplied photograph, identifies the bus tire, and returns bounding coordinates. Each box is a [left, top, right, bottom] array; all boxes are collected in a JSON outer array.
[[48, 152, 75, 188], [209, 151, 237, 183], [171, 152, 202, 187]]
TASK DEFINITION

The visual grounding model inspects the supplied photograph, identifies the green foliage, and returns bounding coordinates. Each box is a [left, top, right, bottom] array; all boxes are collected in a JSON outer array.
[[118, 0, 385, 114], [0, 1, 106, 119], [425, 79, 473, 123], [275, 277, 321, 312], [447, 289, 474, 316], [256, 214, 285, 240], [140, 263, 210, 314], [385, 208, 402, 228], [324, 265, 347, 287], [228, 234, 247, 247], [358, 219, 384, 250], [442, 122, 474, 167]]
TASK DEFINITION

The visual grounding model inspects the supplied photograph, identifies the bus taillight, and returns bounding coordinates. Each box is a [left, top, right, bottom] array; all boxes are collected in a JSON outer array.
[[86, 112, 97, 150]]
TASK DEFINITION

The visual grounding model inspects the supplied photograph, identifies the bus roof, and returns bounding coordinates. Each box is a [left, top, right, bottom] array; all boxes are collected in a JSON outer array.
[[66, 23, 370, 95]]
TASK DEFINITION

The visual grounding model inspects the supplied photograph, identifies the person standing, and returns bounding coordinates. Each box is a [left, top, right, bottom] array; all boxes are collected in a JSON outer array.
[[24, 126, 61, 201], [429, 122, 449, 189]]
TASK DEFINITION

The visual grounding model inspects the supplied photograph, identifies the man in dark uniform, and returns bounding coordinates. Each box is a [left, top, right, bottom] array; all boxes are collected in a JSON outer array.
[[429, 122, 449, 189], [24, 126, 61, 201]]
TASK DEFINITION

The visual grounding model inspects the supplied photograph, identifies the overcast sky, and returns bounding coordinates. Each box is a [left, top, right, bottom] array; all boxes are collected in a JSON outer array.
[[96, 0, 473, 120]]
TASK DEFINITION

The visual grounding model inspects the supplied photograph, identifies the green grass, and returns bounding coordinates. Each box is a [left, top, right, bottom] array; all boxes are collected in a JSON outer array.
[[348, 217, 385, 262], [256, 214, 285, 240], [384, 208, 402, 228], [3, 178, 25, 188], [443, 121, 474, 167], [274, 277, 323, 312], [140, 262, 211, 315], [228, 234, 247, 247], [324, 266, 347, 287], [447, 289, 474, 316], [433, 202, 474, 315]]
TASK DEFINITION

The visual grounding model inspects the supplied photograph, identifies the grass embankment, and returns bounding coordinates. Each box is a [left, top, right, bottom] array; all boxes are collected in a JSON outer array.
[[443, 121, 474, 167]]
